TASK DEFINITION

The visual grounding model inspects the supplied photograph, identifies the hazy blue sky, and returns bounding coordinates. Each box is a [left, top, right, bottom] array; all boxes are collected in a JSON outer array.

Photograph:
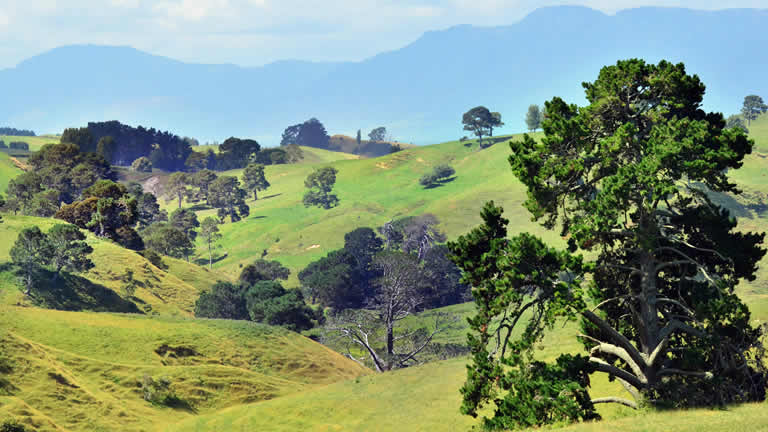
[[1, 0, 766, 68]]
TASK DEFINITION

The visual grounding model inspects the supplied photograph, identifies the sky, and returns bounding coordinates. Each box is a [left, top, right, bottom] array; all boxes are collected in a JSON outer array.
[[1, 0, 767, 69]]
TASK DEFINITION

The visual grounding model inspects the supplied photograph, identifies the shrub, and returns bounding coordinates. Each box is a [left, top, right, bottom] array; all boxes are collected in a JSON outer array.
[[0, 141, 6, 149], [0, 419, 28, 432], [420, 164, 455, 188], [140, 375, 188, 408], [419, 173, 438, 187], [433, 164, 455, 179], [139, 249, 167, 270], [131, 156, 153, 172], [8, 142, 28, 151]]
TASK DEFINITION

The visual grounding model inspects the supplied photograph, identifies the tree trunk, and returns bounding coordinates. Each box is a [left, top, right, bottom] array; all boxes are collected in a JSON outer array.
[[638, 251, 660, 389], [208, 241, 213, 269], [177, 194, 182, 209], [253, 191, 258, 200]]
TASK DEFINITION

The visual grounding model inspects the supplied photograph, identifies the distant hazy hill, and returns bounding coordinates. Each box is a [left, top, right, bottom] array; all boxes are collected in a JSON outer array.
[[1, 6, 767, 144]]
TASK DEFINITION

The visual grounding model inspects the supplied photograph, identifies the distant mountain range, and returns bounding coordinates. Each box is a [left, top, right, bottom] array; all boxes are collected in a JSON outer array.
[[1, 6, 767, 145]]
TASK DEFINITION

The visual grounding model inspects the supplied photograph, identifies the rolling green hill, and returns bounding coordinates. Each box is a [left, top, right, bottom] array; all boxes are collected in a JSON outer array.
[[0, 306, 369, 432], [2, 115, 768, 431]]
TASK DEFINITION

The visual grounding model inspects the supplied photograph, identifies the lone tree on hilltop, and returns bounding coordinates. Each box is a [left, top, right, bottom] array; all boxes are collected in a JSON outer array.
[[741, 94, 768, 125], [199, 217, 222, 269], [368, 127, 387, 142], [462, 106, 503, 147], [451, 59, 767, 430], [242, 163, 270, 200], [525, 104, 542, 131], [303, 167, 339, 209]]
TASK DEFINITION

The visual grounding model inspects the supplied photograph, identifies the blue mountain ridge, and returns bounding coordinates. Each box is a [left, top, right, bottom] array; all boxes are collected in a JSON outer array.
[[1, 6, 766, 145]]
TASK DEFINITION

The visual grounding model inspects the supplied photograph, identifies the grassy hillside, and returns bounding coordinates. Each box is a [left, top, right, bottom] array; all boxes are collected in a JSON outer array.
[[188, 133, 563, 284], [0, 135, 60, 194], [0, 306, 369, 432], [2, 114, 768, 432], [0, 214, 229, 315]]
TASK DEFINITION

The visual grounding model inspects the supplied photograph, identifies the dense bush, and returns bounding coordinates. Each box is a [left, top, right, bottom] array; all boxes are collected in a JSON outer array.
[[419, 164, 455, 188], [8, 142, 28, 151], [194, 280, 316, 330], [0, 419, 29, 432], [131, 156, 153, 172]]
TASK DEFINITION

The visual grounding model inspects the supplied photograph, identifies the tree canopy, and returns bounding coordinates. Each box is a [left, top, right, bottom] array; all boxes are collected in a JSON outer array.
[[451, 59, 768, 429], [303, 167, 339, 209], [462, 106, 503, 146], [280, 118, 330, 149], [242, 163, 270, 200], [741, 94, 767, 125], [208, 176, 250, 222], [525, 104, 542, 131], [368, 127, 387, 142]]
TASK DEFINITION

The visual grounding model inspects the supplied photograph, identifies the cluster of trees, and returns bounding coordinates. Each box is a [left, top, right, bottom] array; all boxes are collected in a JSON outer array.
[[63, 121, 193, 171], [306, 216, 466, 371], [163, 162, 269, 222], [10, 224, 94, 295], [3, 143, 114, 217], [300, 218, 468, 313], [194, 259, 316, 330], [453, 59, 768, 429], [126, 180, 223, 268], [0, 127, 35, 136], [462, 106, 503, 146], [419, 164, 455, 188], [55, 180, 144, 250], [0, 141, 30, 151], [63, 121, 300, 173]]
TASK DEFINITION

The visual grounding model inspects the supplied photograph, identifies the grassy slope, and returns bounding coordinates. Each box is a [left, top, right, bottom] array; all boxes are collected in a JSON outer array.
[[3, 115, 768, 431], [191, 133, 563, 285], [0, 214, 229, 315], [0, 307, 369, 432], [169, 116, 768, 431]]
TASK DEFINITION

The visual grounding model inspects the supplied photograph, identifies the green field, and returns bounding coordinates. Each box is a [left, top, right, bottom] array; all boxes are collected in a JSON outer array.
[[2, 116, 768, 431]]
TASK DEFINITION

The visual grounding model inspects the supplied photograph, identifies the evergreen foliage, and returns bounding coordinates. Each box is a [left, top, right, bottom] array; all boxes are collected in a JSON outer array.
[[451, 59, 768, 429], [242, 163, 270, 200], [131, 156, 153, 172], [303, 167, 339, 209], [208, 176, 250, 222]]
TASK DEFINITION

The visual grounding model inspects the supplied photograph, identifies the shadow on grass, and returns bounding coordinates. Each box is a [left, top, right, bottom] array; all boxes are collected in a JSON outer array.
[[259, 193, 282, 200], [422, 176, 457, 189], [25, 268, 142, 314], [193, 252, 228, 267], [187, 204, 213, 211], [163, 395, 198, 413]]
